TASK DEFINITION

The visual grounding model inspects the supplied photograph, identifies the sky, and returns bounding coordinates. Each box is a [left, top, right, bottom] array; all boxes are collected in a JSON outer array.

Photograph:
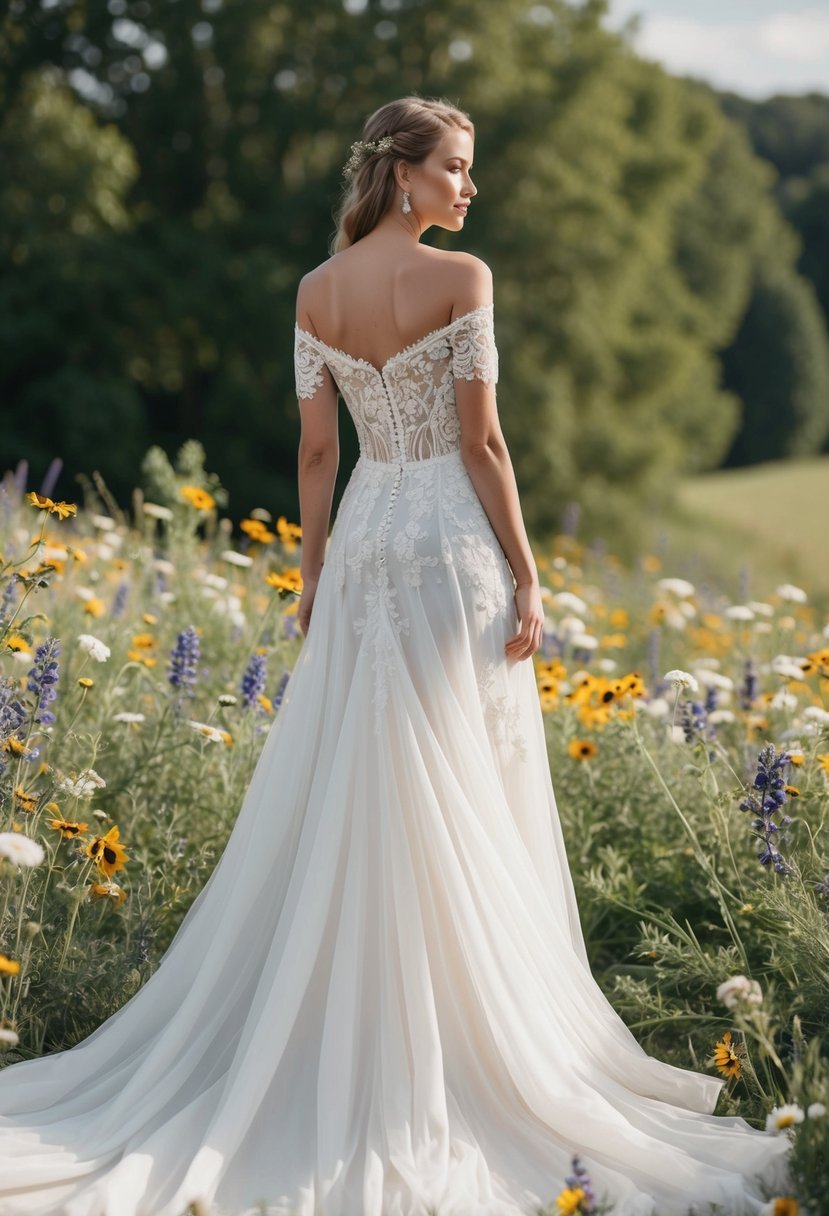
[[600, 0, 829, 100]]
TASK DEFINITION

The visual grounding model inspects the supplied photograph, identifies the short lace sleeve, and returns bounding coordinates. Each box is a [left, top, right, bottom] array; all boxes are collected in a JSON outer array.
[[294, 327, 326, 400], [451, 304, 498, 385]]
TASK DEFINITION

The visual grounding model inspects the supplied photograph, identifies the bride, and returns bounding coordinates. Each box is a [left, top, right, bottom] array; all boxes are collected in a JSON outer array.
[[0, 95, 792, 1216]]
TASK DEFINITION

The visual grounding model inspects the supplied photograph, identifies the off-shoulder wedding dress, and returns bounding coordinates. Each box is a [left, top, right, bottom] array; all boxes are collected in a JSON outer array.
[[0, 304, 791, 1216]]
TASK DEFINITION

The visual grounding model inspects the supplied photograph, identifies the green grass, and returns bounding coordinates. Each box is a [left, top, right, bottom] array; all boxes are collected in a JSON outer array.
[[643, 455, 829, 607]]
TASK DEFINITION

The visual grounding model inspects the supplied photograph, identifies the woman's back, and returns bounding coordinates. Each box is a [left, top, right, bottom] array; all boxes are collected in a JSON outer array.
[[296, 240, 483, 373]]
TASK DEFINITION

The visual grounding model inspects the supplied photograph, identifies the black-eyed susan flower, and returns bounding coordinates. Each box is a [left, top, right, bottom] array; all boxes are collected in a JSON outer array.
[[84, 825, 128, 878], [48, 818, 90, 839], [4, 634, 31, 654], [712, 1030, 745, 1079], [180, 485, 215, 511], [568, 739, 598, 761], [13, 786, 38, 813], [26, 492, 77, 518]]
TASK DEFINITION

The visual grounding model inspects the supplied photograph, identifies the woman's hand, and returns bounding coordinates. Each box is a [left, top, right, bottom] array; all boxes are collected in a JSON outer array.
[[504, 581, 544, 660], [298, 575, 320, 637]]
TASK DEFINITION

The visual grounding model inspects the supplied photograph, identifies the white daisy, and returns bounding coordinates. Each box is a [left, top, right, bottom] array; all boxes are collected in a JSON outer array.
[[143, 503, 174, 521], [663, 669, 699, 692], [77, 633, 111, 663], [716, 975, 763, 1009], [765, 1103, 805, 1133], [0, 832, 45, 868], [656, 577, 695, 598], [776, 584, 807, 604]]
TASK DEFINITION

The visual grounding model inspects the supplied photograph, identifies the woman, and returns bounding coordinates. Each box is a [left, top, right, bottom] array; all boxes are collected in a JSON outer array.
[[0, 96, 791, 1216]]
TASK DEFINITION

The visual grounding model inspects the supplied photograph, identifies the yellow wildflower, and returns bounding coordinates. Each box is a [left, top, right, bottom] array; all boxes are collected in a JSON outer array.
[[712, 1030, 744, 1079], [26, 492, 77, 518], [48, 818, 89, 839], [555, 1186, 587, 1215], [769, 1199, 798, 1215], [88, 881, 128, 907], [4, 737, 31, 757], [265, 569, 303, 594], [84, 825, 128, 878], [276, 516, 302, 549], [180, 485, 215, 510], [13, 786, 37, 813], [568, 739, 598, 761], [0, 956, 21, 976], [4, 635, 31, 654]]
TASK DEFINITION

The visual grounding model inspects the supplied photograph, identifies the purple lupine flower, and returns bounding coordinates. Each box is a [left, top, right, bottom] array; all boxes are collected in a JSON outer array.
[[679, 697, 708, 744], [0, 679, 27, 777], [738, 742, 793, 874], [111, 581, 129, 618], [272, 671, 290, 709], [241, 652, 268, 711], [564, 1154, 597, 1212], [27, 637, 61, 726], [739, 656, 757, 711], [168, 625, 201, 699], [0, 578, 16, 626]]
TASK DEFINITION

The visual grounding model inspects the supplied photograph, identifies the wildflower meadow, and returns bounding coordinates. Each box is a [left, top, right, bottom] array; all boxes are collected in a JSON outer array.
[[0, 440, 827, 1216]]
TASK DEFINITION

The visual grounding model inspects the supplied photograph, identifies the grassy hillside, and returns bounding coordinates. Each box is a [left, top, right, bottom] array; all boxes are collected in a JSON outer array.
[[641, 456, 829, 609]]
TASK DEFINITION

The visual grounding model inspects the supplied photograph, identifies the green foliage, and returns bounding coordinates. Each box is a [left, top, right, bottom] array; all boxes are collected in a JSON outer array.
[[1, 2, 828, 563], [722, 262, 829, 465], [1, 457, 827, 1208]]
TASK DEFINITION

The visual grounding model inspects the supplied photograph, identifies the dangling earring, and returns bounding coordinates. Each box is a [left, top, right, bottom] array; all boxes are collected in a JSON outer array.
[[401, 190, 411, 214]]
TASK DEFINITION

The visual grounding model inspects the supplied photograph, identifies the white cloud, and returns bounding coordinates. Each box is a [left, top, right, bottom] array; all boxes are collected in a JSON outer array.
[[759, 8, 829, 63], [602, 2, 829, 98]]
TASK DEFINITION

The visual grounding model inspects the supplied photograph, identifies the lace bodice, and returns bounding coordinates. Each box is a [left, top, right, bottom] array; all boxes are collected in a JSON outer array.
[[294, 303, 498, 462]]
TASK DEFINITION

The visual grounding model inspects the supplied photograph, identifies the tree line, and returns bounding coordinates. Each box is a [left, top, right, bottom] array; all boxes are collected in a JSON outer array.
[[1, 0, 827, 553]]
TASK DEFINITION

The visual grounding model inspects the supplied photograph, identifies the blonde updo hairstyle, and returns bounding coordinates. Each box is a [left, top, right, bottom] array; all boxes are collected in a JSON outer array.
[[330, 96, 473, 254]]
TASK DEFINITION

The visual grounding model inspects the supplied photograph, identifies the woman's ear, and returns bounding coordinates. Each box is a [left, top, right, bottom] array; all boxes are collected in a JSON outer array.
[[394, 159, 410, 191]]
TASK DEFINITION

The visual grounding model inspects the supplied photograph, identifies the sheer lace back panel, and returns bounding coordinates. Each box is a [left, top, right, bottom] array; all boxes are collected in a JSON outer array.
[[294, 303, 498, 463]]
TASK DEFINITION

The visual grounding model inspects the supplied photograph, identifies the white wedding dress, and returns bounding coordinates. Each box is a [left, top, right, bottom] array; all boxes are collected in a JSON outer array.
[[0, 303, 791, 1216]]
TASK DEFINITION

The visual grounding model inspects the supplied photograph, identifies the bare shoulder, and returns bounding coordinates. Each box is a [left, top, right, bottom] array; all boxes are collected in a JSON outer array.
[[295, 257, 339, 325], [426, 249, 493, 315]]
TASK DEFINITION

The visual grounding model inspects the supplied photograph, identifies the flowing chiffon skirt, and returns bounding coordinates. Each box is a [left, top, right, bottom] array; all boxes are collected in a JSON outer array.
[[0, 450, 791, 1216]]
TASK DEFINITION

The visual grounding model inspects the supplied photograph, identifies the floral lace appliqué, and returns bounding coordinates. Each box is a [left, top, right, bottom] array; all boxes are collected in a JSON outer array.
[[477, 659, 529, 763], [294, 329, 327, 400]]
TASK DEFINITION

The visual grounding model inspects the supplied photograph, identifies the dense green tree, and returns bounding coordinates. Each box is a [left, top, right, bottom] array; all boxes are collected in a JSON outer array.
[[1, 0, 826, 551], [721, 261, 829, 466]]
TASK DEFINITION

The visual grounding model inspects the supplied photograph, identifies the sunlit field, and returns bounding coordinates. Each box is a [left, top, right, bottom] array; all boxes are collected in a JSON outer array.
[[1, 442, 827, 1216]]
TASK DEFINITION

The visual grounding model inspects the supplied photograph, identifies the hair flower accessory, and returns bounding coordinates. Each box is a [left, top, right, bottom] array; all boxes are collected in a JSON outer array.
[[342, 134, 395, 178]]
